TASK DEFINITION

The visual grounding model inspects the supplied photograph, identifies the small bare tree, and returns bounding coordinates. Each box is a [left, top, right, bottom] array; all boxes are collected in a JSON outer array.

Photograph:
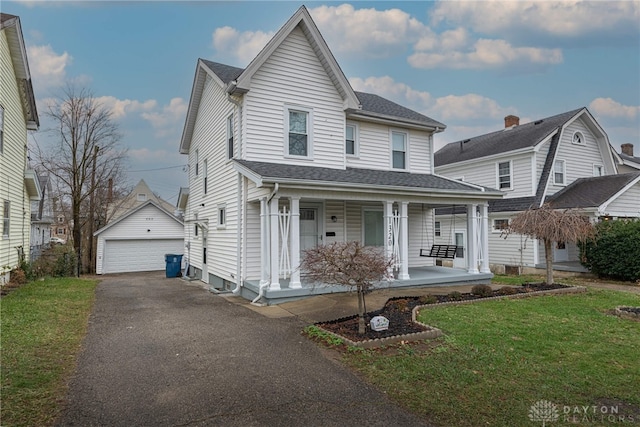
[[300, 241, 394, 335], [505, 204, 595, 284]]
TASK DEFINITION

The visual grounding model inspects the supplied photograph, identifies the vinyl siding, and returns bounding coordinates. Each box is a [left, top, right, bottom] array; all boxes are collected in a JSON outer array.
[[244, 27, 345, 169], [0, 29, 32, 273], [605, 181, 640, 216]]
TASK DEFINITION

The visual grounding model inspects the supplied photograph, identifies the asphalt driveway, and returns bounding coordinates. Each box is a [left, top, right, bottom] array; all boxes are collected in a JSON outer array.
[[56, 272, 429, 426]]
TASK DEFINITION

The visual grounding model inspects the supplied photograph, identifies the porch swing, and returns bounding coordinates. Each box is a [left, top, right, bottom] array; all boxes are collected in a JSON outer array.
[[419, 204, 458, 259]]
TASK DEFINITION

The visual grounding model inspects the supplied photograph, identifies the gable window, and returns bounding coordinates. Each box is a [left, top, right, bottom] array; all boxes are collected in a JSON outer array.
[[2, 200, 9, 237], [363, 209, 384, 247], [572, 131, 584, 145], [497, 161, 512, 190], [345, 123, 357, 156], [226, 114, 234, 159], [493, 219, 509, 232], [195, 149, 199, 176], [391, 131, 408, 170], [203, 159, 208, 195], [217, 204, 226, 229], [137, 193, 147, 202], [286, 107, 311, 157], [434, 221, 441, 237], [554, 160, 566, 185], [593, 164, 604, 177], [0, 106, 4, 154]]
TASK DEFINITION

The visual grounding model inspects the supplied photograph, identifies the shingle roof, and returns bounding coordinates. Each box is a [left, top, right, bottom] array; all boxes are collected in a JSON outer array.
[[435, 108, 584, 167], [199, 60, 444, 128], [234, 160, 501, 195], [546, 172, 640, 209]]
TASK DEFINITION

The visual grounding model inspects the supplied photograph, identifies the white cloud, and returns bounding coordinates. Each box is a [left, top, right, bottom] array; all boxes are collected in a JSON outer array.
[[429, 94, 511, 121], [212, 26, 274, 64], [27, 44, 71, 89], [94, 96, 157, 120], [589, 98, 639, 120], [350, 76, 432, 109], [409, 38, 563, 70], [141, 97, 188, 137], [431, 0, 639, 41]]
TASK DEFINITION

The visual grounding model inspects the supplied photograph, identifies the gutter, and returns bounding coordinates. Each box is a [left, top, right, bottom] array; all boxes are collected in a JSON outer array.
[[250, 183, 279, 305]]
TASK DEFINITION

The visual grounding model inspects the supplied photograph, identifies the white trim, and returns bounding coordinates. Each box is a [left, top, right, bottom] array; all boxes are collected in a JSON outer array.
[[599, 174, 640, 214], [572, 131, 585, 145], [362, 206, 384, 247], [496, 160, 513, 191], [553, 159, 566, 186], [217, 203, 226, 229], [592, 163, 604, 177], [390, 129, 409, 170], [345, 121, 359, 158], [492, 218, 510, 233], [283, 105, 313, 159], [226, 114, 234, 160]]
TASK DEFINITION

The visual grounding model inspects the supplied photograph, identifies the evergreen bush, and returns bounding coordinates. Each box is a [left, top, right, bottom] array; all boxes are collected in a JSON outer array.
[[580, 219, 640, 281]]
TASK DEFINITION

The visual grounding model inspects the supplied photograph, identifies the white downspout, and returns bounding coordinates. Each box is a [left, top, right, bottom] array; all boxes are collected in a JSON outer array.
[[251, 183, 279, 305]]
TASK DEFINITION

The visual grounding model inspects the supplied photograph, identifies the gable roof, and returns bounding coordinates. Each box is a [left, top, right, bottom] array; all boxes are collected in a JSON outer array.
[[0, 13, 39, 130], [546, 172, 640, 210], [233, 159, 503, 198], [108, 179, 176, 222], [620, 152, 640, 170], [435, 108, 584, 167], [351, 91, 445, 130], [95, 200, 183, 237]]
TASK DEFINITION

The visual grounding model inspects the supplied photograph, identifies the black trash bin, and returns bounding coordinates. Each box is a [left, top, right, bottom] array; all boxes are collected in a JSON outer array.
[[165, 254, 183, 278]]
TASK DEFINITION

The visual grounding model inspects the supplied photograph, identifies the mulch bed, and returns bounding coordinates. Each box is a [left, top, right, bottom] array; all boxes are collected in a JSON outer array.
[[317, 283, 570, 343]]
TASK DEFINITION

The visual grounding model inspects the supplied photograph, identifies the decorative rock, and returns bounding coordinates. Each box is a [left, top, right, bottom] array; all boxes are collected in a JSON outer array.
[[370, 315, 390, 331]]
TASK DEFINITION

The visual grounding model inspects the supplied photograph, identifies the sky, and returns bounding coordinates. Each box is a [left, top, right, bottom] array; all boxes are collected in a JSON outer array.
[[4, 0, 640, 202]]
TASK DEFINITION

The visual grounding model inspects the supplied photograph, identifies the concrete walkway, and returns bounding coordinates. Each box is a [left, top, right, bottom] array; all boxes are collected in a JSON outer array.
[[56, 272, 429, 427]]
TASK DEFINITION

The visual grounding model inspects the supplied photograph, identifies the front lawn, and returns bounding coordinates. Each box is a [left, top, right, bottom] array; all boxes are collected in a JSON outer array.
[[1, 277, 97, 427], [342, 289, 640, 426]]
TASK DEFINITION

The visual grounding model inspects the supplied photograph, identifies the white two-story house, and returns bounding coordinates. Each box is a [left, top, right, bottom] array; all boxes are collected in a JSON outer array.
[[435, 109, 640, 273], [178, 6, 503, 304], [1, 13, 40, 284]]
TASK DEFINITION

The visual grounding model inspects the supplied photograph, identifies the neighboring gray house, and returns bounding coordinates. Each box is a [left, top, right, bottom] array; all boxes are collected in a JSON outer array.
[[435, 108, 640, 273], [617, 143, 640, 173], [178, 6, 503, 304]]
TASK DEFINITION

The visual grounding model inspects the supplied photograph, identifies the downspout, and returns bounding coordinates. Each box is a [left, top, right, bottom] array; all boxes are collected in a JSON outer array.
[[251, 183, 279, 305], [227, 91, 244, 294]]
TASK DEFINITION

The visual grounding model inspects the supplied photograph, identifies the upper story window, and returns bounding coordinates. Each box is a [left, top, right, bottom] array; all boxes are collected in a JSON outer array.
[[0, 105, 4, 154], [345, 123, 358, 157], [285, 107, 312, 157], [137, 193, 147, 202], [226, 114, 234, 160], [217, 204, 226, 229], [391, 130, 408, 170], [2, 200, 9, 237], [195, 149, 199, 176], [497, 161, 512, 190], [593, 164, 604, 177], [554, 159, 566, 185], [572, 131, 585, 145]]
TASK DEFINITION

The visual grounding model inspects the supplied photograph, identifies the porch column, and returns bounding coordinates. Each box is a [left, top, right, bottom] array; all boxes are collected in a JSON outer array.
[[384, 201, 394, 278], [260, 197, 269, 285], [289, 197, 301, 288], [480, 203, 491, 273], [269, 196, 281, 290], [467, 203, 479, 274], [399, 201, 410, 280]]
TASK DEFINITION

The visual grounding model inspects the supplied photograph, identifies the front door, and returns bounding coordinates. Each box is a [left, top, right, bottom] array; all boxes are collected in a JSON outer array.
[[453, 230, 466, 269], [300, 208, 319, 251], [554, 241, 568, 262]]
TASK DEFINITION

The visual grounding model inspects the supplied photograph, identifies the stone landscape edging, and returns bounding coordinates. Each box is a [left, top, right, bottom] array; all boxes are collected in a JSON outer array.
[[614, 306, 640, 320], [314, 285, 586, 349]]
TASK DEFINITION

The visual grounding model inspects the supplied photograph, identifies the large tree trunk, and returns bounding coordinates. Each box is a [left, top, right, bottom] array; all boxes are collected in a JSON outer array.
[[544, 239, 554, 285]]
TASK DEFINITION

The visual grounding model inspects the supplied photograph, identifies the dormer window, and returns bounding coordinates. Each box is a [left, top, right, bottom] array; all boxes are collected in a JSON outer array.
[[285, 106, 312, 158], [572, 131, 584, 145], [137, 193, 147, 202]]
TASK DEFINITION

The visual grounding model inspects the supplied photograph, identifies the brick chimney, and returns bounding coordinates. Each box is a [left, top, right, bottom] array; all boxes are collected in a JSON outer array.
[[621, 143, 634, 157], [504, 115, 520, 128]]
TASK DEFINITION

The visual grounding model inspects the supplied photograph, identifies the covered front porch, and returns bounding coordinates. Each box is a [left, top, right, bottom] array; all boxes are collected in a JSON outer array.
[[241, 265, 493, 305]]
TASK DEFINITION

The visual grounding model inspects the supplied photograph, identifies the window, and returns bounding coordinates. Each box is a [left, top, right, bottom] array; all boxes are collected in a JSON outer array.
[[345, 123, 357, 156], [497, 161, 512, 190], [57, 228, 64, 235], [493, 219, 509, 232], [287, 108, 310, 157], [195, 149, 199, 176], [434, 221, 441, 237], [194, 224, 198, 237], [363, 209, 384, 246], [227, 114, 234, 159], [0, 106, 4, 154], [58, 216, 64, 223], [593, 164, 604, 177], [2, 200, 9, 237], [572, 131, 584, 145], [203, 159, 208, 195], [217, 205, 226, 229], [391, 131, 407, 169], [137, 193, 147, 202], [554, 160, 565, 185]]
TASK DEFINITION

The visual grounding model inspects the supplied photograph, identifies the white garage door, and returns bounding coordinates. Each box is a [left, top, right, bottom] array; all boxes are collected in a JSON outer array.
[[104, 239, 184, 274]]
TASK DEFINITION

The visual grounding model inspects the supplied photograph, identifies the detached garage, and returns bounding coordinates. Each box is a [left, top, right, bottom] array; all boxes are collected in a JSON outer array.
[[95, 201, 184, 274]]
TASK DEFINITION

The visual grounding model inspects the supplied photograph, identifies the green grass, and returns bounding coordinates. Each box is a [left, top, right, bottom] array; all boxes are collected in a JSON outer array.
[[343, 289, 640, 427], [1, 278, 97, 427]]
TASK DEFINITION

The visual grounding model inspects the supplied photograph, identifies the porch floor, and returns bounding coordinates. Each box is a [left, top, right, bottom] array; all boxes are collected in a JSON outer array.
[[240, 266, 493, 305]]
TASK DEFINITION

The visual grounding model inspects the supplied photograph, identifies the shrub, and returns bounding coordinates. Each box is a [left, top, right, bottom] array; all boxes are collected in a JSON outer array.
[[418, 294, 438, 305], [471, 284, 493, 297], [9, 268, 27, 285], [580, 219, 640, 281], [447, 291, 464, 301], [31, 245, 77, 278], [497, 286, 517, 296]]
